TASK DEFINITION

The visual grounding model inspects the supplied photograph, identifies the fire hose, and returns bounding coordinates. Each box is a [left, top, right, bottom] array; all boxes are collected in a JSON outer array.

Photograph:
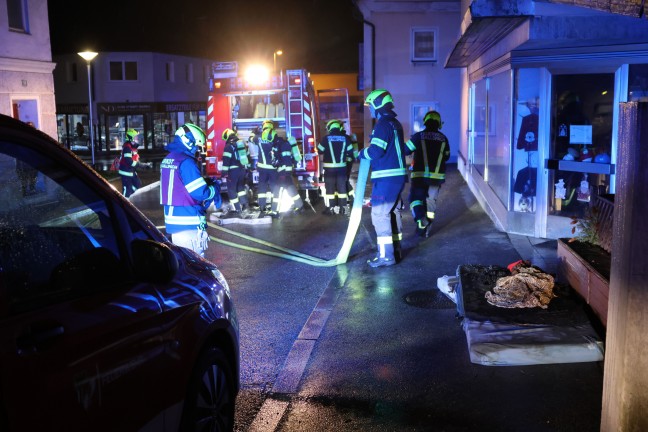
[[206, 159, 370, 267]]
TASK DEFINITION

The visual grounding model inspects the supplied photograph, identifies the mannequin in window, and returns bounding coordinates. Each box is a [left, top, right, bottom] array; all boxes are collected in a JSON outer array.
[[514, 99, 539, 212]]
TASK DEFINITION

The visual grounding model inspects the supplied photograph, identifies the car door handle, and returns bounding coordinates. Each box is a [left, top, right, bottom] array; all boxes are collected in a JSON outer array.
[[16, 325, 65, 353]]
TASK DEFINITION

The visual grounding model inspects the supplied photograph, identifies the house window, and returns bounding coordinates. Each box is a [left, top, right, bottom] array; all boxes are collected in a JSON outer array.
[[7, 0, 29, 32], [67, 62, 78, 83], [186, 64, 194, 83], [109, 61, 138, 81], [411, 27, 438, 62], [411, 102, 439, 133], [166, 62, 175, 82]]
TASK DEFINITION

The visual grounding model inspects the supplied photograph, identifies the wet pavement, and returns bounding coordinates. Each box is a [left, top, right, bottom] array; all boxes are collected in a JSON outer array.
[[127, 163, 604, 432]]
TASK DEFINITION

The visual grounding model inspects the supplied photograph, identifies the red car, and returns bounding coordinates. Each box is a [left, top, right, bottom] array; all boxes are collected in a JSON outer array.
[[0, 114, 239, 431]]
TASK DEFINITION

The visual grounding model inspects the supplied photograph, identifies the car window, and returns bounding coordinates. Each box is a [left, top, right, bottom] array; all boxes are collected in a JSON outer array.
[[0, 142, 125, 316]]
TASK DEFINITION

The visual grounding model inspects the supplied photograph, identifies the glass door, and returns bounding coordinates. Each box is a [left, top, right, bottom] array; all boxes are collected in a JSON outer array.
[[546, 73, 615, 238]]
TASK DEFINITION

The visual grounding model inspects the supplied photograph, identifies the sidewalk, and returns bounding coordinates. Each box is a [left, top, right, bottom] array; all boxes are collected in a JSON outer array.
[[129, 163, 605, 431]]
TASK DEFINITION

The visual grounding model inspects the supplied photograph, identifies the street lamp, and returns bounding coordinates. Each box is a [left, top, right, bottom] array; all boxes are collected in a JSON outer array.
[[273, 50, 283, 73], [78, 51, 98, 167]]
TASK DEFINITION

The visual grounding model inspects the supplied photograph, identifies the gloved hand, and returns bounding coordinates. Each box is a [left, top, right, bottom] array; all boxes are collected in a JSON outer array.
[[197, 226, 209, 251], [204, 176, 217, 186]]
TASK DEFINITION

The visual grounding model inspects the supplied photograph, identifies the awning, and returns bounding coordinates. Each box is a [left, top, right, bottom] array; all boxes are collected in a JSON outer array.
[[445, 16, 529, 68]]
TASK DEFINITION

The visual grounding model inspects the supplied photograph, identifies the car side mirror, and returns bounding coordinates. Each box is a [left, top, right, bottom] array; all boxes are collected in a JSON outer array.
[[131, 239, 179, 284]]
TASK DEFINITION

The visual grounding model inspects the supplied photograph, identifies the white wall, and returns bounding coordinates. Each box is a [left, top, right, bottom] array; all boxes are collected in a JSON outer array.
[[0, 0, 57, 139], [366, 10, 462, 160]]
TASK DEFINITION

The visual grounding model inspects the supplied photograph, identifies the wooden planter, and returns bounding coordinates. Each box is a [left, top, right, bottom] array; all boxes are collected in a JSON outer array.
[[557, 238, 610, 327]]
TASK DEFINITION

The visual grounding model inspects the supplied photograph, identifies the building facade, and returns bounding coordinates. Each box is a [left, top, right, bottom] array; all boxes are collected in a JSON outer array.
[[53, 51, 216, 153], [0, 0, 57, 138], [354, 0, 463, 164], [357, 0, 648, 240], [446, 0, 648, 240]]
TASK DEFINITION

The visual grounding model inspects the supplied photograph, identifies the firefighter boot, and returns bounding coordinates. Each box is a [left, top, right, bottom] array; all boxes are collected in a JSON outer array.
[[393, 240, 403, 263], [367, 243, 396, 268], [415, 218, 429, 237]]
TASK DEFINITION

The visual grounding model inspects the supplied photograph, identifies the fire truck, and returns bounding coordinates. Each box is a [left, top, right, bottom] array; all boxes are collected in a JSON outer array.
[[204, 63, 344, 193]]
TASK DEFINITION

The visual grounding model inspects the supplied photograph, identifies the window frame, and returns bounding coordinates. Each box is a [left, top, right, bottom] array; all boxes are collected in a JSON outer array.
[[411, 27, 438, 63], [7, 0, 29, 33], [109, 61, 139, 81]]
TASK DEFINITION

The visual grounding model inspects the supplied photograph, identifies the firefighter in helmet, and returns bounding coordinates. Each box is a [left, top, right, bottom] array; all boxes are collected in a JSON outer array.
[[253, 119, 279, 216], [160, 123, 221, 257], [220, 128, 250, 218], [118, 128, 142, 198], [404, 110, 450, 237], [343, 129, 359, 210], [270, 134, 305, 217], [359, 89, 408, 267], [318, 119, 354, 215]]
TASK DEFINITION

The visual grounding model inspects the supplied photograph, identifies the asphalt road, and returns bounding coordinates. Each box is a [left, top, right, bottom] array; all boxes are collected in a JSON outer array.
[[129, 165, 604, 432]]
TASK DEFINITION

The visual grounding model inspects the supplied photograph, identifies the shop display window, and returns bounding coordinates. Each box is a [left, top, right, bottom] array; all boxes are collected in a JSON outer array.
[[628, 64, 648, 102], [549, 73, 614, 218], [512, 69, 541, 213], [486, 71, 512, 208], [471, 71, 512, 208]]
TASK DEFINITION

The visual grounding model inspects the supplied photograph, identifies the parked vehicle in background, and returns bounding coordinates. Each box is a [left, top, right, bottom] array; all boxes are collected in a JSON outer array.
[[0, 114, 239, 431]]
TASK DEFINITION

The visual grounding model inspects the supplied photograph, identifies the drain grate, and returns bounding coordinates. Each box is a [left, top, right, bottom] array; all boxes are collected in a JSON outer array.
[[403, 290, 455, 309]]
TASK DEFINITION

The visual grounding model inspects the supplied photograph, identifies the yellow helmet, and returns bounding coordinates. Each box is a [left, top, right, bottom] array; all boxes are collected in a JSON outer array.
[[126, 128, 138, 140], [326, 119, 343, 132], [262, 120, 275, 131], [222, 128, 236, 141], [364, 89, 393, 110], [176, 123, 206, 150], [423, 111, 443, 129]]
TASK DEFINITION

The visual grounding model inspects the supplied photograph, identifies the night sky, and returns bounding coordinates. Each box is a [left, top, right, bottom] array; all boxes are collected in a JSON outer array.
[[48, 0, 364, 73]]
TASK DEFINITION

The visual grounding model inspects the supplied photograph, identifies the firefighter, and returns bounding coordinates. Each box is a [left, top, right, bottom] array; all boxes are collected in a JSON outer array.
[[318, 120, 354, 215], [118, 128, 142, 198], [220, 128, 250, 218], [344, 130, 360, 210], [160, 123, 221, 257], [359, 89, 408, 267], [404, 110, 450, 237], [269, 134, 305, 218], [253, 120, 279, 216]]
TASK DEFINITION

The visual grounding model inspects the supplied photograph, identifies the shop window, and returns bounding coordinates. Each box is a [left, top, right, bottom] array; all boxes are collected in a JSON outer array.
[[411, 27, 438, 63], [628, 64, 648, 102], [7, 0, 28, 33], [472, 80, 487, 177], [109, 61, 138, 81], [512, 69, 541, 213], [549, 73, 614, 218], [487, 71, 512, 208]]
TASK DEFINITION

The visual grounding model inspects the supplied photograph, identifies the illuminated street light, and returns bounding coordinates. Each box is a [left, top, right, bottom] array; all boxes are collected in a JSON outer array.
[[78, 51, 98, 167], [273, 50, 283, 73]]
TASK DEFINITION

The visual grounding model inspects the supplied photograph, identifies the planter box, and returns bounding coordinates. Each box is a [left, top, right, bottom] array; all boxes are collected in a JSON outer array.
[[557, 238, 610, 327]]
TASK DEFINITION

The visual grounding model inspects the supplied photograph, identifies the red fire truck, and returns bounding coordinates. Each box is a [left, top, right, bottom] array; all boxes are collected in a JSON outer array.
[[204, 64, 334, 192]]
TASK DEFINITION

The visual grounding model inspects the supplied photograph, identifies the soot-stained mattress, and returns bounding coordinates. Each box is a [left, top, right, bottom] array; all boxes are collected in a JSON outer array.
[[455, 264, 604, 366]]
